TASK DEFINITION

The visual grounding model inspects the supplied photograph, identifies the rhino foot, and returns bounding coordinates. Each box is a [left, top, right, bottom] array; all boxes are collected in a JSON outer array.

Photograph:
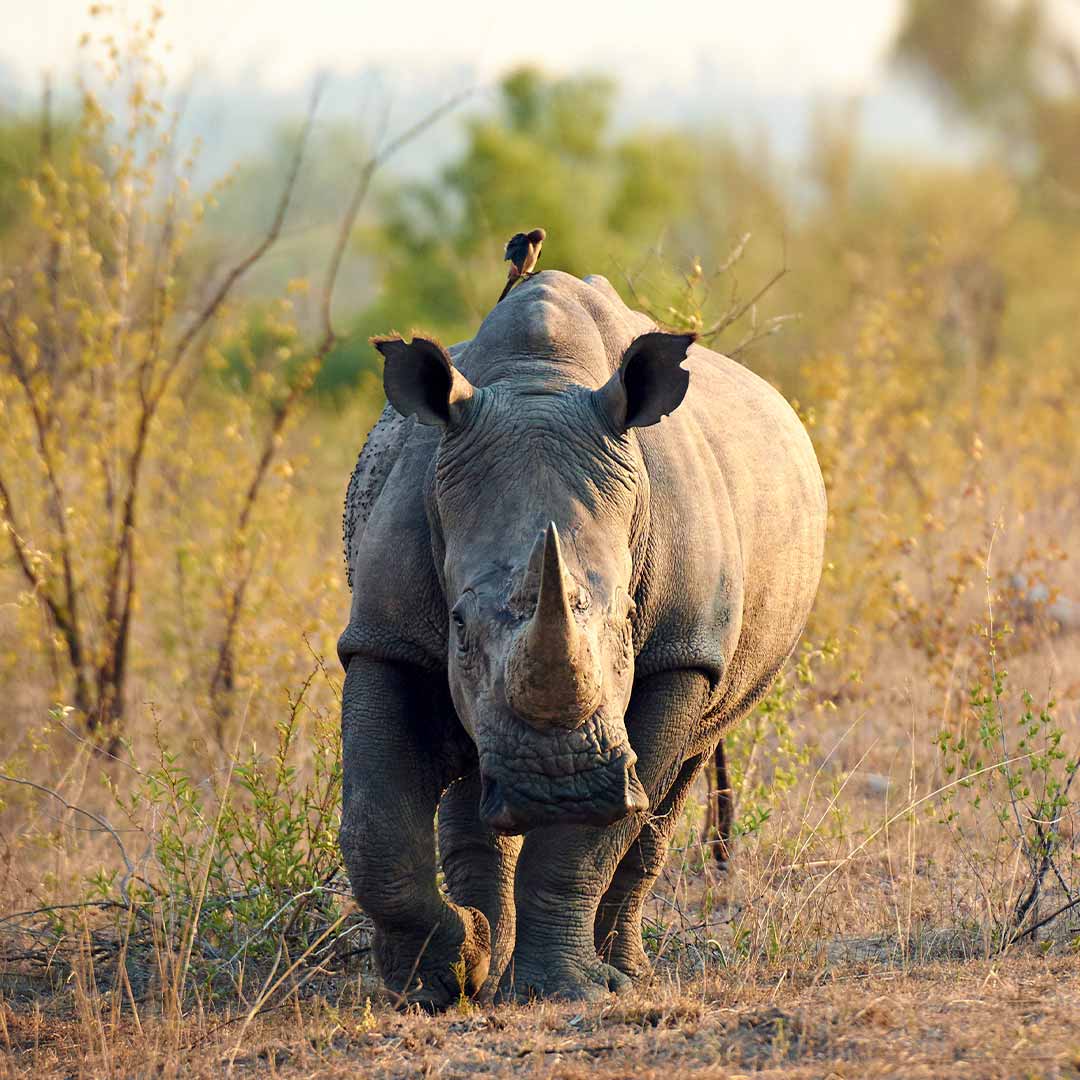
[[497, 955, 632, 1003], [602, 933, 652, 982], [376, 904, 491, 1012]]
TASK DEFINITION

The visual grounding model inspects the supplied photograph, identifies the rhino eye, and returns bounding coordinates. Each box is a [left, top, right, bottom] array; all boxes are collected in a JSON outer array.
[[450, 594, 474, 650]]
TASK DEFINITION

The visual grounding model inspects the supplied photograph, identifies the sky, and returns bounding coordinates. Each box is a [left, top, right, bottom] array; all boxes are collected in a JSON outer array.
[[4, 0, 906, 96], [6, 0, 1078, 177]]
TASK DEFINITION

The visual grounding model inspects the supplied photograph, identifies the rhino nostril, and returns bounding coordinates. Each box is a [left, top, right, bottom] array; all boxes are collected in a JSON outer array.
[[479, 772, 499, 814], [479, 774, 517, 834], [624, 763, 650, 813]]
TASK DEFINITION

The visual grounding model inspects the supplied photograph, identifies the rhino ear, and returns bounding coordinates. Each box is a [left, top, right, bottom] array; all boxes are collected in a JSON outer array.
[[373, 335, 475, 428], [594, 331, 695, 431]]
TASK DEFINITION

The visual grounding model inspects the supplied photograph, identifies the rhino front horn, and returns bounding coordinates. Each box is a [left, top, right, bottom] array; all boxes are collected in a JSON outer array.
[[504, 523, 602, 731]]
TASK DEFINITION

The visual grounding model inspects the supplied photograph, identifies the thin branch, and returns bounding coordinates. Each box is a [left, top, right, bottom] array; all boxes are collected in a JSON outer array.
[[617, 258, 649, 311], [0, 773, 134, 905], [161, 79, 325, 400], [39, 73, 64, 381], [91, 84, 326, 737], [982, 532, 1048, 933], [1014, 758, 1079, 929], [0, 473, 90, 713], [53, 712, 140, 774], [318, 85, 474, 347], [142, 82, 192, 396], [717, 232, 751, 275], [0, 477, 50, 599], [729, 313, 801, 359], [0, 308, 91, 712], [208, 87, 473, 727], [0, 900, 141, 932], [0, 318, 86, 701], [700, 263, 789, 341], [1010, 894, 1080, 943], [222, 884, 332, 968]]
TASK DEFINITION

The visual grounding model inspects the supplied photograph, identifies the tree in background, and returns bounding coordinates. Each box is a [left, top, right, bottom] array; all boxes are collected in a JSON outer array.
[[0, 15, 317, 741], [0, 93, 71, 238], [0, 12, 462, 746], [894, 0, 1080, 192], [343, 67, 787, 373]]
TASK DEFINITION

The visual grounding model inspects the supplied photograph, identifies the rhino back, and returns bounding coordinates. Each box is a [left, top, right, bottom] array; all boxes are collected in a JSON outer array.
[[343, 403, 412, 589]]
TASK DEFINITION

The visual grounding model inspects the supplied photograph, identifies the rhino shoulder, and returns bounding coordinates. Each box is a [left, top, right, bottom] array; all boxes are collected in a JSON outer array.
[[343, 403, 412, 589]]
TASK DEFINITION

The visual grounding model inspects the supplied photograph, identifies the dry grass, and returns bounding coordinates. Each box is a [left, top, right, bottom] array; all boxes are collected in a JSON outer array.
[[2, 623, 1077, 1076], [4, 954, 1079, 1077]]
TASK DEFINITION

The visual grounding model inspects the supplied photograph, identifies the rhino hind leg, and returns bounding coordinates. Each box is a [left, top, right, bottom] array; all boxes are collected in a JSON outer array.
[[595, 750, 710, 979], [500, 669, 712, 1003], [701, 737, 735, 869], [438, 772, 522, 1000]]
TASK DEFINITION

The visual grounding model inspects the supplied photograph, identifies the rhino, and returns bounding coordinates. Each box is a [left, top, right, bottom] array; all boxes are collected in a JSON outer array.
[[339, 270, 826, 1007]]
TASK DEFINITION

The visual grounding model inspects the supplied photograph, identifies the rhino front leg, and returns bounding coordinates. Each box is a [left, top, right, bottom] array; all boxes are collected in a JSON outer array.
[[501, 820, 636, 1003], [595, 751, 709, 979], [502, 669, 711, 1002], [438, 771, 522, 999], [339, 656, 489, 1010]]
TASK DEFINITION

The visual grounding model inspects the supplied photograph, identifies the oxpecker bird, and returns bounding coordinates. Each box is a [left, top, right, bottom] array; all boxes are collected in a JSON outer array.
[[498, 228, 546, 303]]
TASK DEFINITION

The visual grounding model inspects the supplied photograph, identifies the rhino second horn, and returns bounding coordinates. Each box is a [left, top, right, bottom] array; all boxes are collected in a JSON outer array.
[[505, 523, 602, 731]]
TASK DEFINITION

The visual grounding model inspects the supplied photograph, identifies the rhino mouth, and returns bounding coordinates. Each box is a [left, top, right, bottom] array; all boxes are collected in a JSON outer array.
[[475, 712, 649, 834], [478, 759, 648, 834]]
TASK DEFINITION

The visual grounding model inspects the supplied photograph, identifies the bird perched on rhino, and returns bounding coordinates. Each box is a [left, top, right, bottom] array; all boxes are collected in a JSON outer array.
[[498, 227, 546, 303]]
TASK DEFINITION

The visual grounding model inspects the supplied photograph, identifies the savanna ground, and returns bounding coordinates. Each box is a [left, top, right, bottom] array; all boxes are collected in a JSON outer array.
[[1, 4, 1079, 1076]]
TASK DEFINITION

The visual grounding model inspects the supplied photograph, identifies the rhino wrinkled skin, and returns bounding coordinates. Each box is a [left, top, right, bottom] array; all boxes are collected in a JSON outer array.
[[338, 271, 826, 1007]]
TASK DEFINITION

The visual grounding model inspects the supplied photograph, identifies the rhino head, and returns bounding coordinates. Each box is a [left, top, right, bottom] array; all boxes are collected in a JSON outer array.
[[374, 323, 695, 834]]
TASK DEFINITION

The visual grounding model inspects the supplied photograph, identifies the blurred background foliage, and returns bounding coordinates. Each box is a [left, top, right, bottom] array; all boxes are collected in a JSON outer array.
[[0, 0, 1077, 905]]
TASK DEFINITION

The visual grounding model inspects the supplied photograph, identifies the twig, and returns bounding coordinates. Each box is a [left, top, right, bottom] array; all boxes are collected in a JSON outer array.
[[209, 86, 472, 728], [984, 533, 1039, 889], [1010, 895, 1080, 943], [0, 471, 91, 716], [699, 264, 789, 341], [53, 713, 141, 774], [0, 774, 134, 905], [729, 313, 801, 358], [317, 85, 473, 347], [164, 80, 324, 395], [0, 900, 135, 932], [0, 318, 83, 683], [222, 885, 332, 968], [717, 232, 751, 275]]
